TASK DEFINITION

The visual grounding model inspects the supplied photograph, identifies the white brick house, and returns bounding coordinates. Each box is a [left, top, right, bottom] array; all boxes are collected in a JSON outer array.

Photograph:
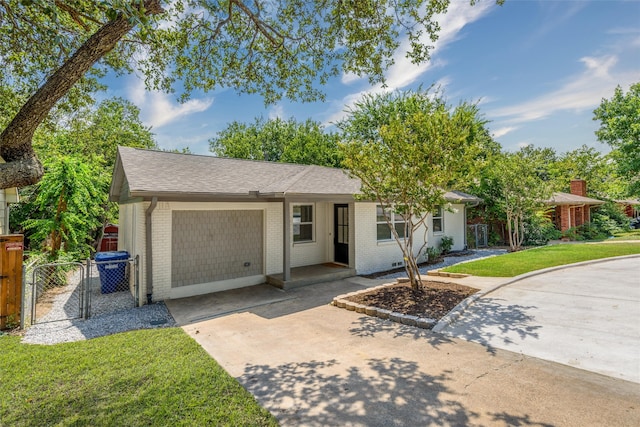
[[109, 147, 480, 303]]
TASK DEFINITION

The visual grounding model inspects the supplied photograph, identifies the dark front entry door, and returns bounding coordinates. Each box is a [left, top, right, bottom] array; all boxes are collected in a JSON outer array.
[[334, 204, 349, 265]]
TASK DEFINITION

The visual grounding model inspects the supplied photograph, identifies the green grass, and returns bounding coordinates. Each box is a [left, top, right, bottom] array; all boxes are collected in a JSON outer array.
[[610, 229, 640, 240], [443, 242, 640, 277], [0, 328, 277, 427]]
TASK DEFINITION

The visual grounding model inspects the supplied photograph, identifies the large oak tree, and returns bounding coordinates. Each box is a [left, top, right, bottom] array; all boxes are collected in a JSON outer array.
[[0, 0, 500, 189]]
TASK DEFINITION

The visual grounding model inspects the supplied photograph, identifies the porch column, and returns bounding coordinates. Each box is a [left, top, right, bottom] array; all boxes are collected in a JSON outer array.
[[283, 198, 291, 281], [348, 202, 356, 270]]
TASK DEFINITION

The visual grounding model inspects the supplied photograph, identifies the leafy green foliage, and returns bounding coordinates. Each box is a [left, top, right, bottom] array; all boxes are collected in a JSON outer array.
[[11, 97, 156, 257], [2, 0, 504, 189], [565, 202, 632, 241], [424, 246, 442, 264], [340, 89, 490, 288], [466, 143, 627, 242], [210, 117, 343, 167], [548, 145, 626, 199], [23, 157, 104, 259], [34, 97, 156, 169], [492, 150, 552, 251], [439, 236, 454, 254], [0, 328, 277, 426], [1, 0, 494, 105], [593, 82, 640, 196], [523, 209, 561, 246]]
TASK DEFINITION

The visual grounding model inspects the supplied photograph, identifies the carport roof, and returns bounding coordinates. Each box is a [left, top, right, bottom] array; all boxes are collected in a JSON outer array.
[[109, 146, 481, 203]]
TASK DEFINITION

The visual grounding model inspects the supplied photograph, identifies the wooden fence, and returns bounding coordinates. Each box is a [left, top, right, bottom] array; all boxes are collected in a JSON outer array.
[[0, 235, 23, 330]]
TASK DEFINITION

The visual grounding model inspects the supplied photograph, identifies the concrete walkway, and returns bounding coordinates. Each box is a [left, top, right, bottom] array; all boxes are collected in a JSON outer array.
[[167, 277, 640, 427], [436, 256, 640, 383]]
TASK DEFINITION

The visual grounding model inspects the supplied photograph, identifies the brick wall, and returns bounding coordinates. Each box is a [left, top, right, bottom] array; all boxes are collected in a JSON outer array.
[[560, 205, 571, 231], [570, 179, 587, 197]]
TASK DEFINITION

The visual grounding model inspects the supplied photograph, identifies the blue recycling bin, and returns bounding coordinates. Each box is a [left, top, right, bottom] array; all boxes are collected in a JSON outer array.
[[95, 251, 129, 294]]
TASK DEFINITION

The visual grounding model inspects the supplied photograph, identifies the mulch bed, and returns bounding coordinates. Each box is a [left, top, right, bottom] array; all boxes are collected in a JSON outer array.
[[343, 281, 479, 319]]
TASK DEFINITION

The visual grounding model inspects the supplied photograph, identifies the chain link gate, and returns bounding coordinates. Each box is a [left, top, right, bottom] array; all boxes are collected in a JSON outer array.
[[87, 256, 138, 318], [31, 262, 86, 324], [28, 256, 139, 326], [467, 224, 489, 249]]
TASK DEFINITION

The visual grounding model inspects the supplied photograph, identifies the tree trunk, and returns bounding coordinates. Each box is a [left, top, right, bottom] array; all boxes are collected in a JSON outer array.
[[0, 0, 163, 189]]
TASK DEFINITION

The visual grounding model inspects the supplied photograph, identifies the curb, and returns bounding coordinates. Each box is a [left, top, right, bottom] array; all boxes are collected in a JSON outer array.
[[432, 253, 640, 333]]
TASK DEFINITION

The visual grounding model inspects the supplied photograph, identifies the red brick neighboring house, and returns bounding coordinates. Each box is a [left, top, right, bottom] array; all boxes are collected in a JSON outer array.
[[546, 179, 605, 232], [617, 199, 640, 218]]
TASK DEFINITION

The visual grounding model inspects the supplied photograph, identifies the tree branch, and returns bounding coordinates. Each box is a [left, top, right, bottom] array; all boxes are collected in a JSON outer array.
[[0, 153, 43, 189], [0, 0, 163, 189]]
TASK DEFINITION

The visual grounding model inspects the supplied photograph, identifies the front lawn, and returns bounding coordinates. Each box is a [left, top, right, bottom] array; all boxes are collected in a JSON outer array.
[[443, 242, 640, 277], [0, 328, 277, 427], [610, 229, 640, 240]]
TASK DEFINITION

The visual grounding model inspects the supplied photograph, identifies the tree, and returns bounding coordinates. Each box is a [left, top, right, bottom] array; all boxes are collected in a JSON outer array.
[[0, 0, 501, 189], [10, 96, 156, 254], [34, 97, 156, 169], [593, 83, 640, 196], [210, 117, 342, 167], [493, 150, 551, 251], [339, 90, 488, 289], [549, 145, 626, 199], [24, 157, 105, 260]]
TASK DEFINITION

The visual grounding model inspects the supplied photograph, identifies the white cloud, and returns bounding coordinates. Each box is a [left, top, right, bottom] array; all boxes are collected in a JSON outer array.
[[487, 54, 638, 125], [268, 104, 285, 120], [324, 0, 496, 124], [127, 77, 213, 129], [384, 1, 495, 90], [492, 126, 518, 138]]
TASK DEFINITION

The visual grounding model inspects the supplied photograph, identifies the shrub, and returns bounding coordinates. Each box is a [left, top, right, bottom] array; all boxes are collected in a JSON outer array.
[[439, 235, 454, 254], [590, 202, 631, 236], [562, 202, 631, 241], [524, 210, 561, 246], [424, 247, 442, 264]]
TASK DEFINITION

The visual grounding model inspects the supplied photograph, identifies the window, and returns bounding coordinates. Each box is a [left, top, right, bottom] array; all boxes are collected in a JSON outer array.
[[376, 205, 406, 241], [432, 205, 443, 233], [293, 204, 314, 242]]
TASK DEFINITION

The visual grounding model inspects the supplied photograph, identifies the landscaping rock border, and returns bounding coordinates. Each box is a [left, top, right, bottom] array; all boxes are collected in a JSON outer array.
[[331, 282, 438, 330]]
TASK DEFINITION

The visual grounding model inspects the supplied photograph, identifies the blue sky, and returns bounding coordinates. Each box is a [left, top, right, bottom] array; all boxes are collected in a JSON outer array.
[[102, 0, 640, 156]]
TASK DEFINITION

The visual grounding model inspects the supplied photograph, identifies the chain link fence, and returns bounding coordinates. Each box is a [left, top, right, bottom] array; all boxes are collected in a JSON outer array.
[[467, 224, 488, 249], [24, 255, 139, 327]]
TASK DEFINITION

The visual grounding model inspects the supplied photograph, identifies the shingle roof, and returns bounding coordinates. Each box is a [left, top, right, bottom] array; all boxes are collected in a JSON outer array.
[[617, 199, 640, 205], [110, 147, 481, 203], [547, 192, 605, 205]]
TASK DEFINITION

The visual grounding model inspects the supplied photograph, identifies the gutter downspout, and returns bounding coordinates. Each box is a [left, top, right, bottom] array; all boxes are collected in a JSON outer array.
[[145, 197, 158, 304]]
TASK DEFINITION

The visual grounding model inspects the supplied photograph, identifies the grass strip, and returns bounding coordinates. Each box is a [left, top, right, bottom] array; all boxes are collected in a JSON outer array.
[[0, 328, 277, 427], [443, 242, 640, 277]]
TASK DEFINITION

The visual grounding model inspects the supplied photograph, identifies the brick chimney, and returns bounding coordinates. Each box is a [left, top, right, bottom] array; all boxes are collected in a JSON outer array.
[[570, 179, 587, 197]]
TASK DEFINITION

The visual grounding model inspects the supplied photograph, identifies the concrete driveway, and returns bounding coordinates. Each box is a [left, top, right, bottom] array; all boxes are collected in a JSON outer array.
[[435, 256, 640, 384], [166, 275, 640, 427]]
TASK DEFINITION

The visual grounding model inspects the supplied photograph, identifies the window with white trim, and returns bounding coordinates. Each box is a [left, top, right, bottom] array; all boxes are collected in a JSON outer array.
[[432, 205, 443, 233], [376, 205, 406, 241], [293, 204, 314, 242]]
